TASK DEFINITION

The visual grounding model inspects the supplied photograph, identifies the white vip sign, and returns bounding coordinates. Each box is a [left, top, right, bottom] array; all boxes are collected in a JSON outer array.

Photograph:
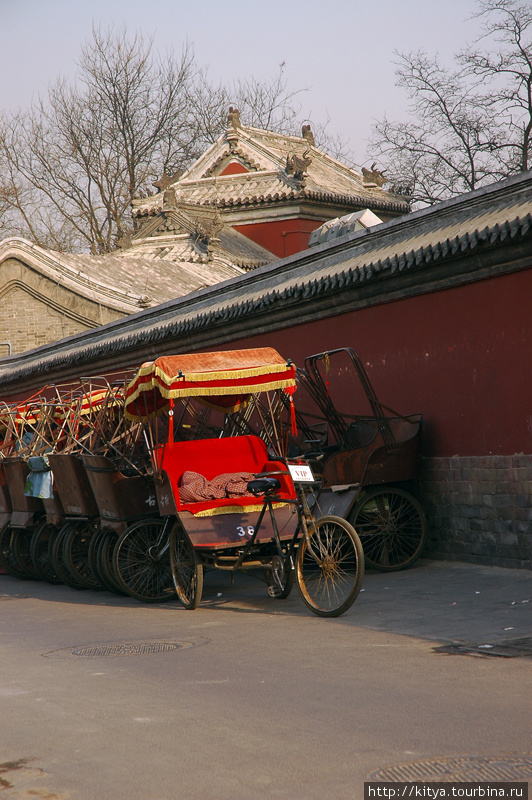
[[288, 463, 315, 483]]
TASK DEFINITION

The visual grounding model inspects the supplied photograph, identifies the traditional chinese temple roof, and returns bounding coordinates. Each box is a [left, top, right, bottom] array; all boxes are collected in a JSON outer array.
[[131, 110, 409, 223]]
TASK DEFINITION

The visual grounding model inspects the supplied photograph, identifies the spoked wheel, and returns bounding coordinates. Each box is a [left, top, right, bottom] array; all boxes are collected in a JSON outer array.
[[50, 523, 87, 590], [95, 529, 127, 595], [63, 520, 102, 590], [349, 487, 426, 571], [169, 521, 203, 610], [265, 554, 294, 599], [30, 521, 62, 584], [11, 528, 40, 579], [87, 527, 107, 589], [296, 515, 364, 617], [0, 525, 29, 579], [113, 518, 176, 603]]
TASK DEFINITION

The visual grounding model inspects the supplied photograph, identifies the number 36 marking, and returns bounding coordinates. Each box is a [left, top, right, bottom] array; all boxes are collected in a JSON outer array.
[[237, 526, 254, 537]]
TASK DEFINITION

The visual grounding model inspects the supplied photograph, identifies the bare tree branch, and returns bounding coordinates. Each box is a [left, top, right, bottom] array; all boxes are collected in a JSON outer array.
[[369, 1, 531, 205], [0, 29, 351, 252]]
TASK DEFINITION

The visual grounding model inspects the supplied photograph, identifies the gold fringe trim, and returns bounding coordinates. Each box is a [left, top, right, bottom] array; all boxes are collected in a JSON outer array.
[[124, 403, 169, 422], [196, 396, 250, 414], [132, 361, 291, 386], [185, 502, 288, 518], [125, 378, 295, 420]]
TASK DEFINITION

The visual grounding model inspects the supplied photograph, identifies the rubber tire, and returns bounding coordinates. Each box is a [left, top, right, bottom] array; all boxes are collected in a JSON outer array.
[[87, 526, 107, 588], [95, 529, 127, 595], [50, 523, 86, 590], [63, 520, 102, 590], [30, 521, 62, 584], [296, 515, 364, 617], [349, 487, 426, 571], [11, 528, 39, 579], [169, 521, 203, 610], [113, 519, 176, 603], [0, 524, 29, 579]]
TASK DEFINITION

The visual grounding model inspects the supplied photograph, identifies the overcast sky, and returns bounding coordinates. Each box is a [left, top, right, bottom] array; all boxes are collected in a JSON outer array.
[[1, 0, 482, 166]]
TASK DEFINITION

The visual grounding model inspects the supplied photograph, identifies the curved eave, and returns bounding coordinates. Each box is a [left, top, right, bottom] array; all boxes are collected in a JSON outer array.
[[133, 187, 408, 217], [301, 188, 410, 215]]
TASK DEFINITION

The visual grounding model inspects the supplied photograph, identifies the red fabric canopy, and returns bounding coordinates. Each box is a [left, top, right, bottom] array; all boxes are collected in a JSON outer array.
[[124, 347, 296, 421]]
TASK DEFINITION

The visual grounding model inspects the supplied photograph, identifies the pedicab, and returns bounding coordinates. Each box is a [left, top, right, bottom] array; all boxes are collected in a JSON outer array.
[[0, 384, 96, 584], [46, 382, 118, 591], [291, 348, 426, 571], [49, 376, 154, 594], [0, 383, 103, 588], [123, 347, 364, 617], [0, 396, 50, 579]]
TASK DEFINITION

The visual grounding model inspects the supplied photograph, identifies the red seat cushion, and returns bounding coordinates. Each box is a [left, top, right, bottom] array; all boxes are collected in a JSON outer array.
[[161, 435, 295, 512]]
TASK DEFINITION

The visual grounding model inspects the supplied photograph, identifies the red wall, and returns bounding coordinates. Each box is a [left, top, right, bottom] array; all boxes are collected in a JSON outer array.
[[209, 269, 532, 458], [6, 266, 529, 459], [234, 218, 325, 257]]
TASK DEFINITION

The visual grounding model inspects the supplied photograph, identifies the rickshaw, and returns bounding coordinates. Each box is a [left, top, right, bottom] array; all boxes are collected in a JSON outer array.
[[0, 396, 51, 580], [0, 387, 82, 583], [0, 382, 106, 588], [48, 376, 151, 593], [0, 378, 147, 591], [292, 348, 426, 571], [123, 347, 364, 617]]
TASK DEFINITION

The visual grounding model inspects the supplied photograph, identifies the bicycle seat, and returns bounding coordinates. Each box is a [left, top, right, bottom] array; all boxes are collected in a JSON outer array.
[[246, 477, 281, 497]]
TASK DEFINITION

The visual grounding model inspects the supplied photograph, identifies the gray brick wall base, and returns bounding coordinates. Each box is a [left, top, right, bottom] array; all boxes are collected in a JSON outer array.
[[420, 454, 532, 569]]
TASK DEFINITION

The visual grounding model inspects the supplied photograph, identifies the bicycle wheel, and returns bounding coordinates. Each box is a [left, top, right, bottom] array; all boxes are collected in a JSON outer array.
[[63, 520, 102, 590], [50, 522, 87, 590], [87, 526, 106, 588], [30, 521, 62, 584], [265, 554, 295, 599], [169, 520, 203, 610], [96, 529, 127, 595], [12, 528, 39, 579], [0, 525, 28, 579], [296, 515, 364, 617], [113, 519, 176, 603], [349, 487, 426, 571]]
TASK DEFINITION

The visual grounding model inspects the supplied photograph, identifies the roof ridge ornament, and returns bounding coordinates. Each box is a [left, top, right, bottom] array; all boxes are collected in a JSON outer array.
[[227, 106, 241, 132], [361, 162, 387, 188], [285, 149, 312, 182], [301, 124, 315, 146], [153, 170, 184, 193]]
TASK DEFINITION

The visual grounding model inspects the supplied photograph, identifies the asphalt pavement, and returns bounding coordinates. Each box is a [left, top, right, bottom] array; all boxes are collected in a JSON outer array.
[[1, 558, 531, 800]]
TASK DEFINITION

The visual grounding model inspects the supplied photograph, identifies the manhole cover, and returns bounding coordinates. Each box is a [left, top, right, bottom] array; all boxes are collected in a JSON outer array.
[[369, 756, 532, 782], [72, 642, 182, 657], [434, 638, 532, 658]]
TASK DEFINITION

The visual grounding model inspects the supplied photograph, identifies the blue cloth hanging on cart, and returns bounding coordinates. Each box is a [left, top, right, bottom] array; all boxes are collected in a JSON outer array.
[[24, 456, 54, 499]]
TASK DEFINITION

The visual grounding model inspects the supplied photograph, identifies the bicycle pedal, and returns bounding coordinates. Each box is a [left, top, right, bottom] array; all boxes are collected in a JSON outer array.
[[268, 586, 281, 598]]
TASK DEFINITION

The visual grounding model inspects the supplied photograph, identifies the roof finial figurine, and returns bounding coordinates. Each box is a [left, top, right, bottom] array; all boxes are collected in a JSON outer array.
[[301, 124, 315, 146], [361, 162, 387, 188], [285, 149, 312, 181], [227, 106, 241, 130], [153, 170, 184, 193]]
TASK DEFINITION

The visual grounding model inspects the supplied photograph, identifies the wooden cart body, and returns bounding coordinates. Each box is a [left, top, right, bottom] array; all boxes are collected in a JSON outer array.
[[82, 454, 157, 534], [0, 463, 12, 531], [2, 458, 43, 528], [48, 453, 100, 518]]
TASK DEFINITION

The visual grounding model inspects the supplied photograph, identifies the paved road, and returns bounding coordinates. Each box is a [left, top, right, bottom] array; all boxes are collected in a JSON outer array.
[[1, 559, 531, 800]]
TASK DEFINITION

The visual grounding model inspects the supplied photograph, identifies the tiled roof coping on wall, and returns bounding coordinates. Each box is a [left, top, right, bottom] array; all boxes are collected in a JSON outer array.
[[1, 171, 531, 391]]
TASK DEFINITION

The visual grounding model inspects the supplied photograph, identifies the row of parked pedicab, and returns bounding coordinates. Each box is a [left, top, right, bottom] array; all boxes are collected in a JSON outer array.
[[0, 347, 426, 617]]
